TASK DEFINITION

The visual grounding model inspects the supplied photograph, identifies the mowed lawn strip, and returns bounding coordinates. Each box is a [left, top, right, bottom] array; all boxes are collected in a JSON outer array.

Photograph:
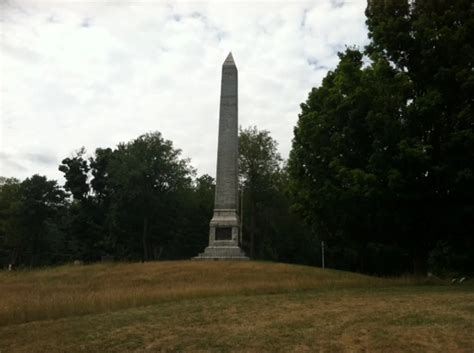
[[1, 285, 473, 353]]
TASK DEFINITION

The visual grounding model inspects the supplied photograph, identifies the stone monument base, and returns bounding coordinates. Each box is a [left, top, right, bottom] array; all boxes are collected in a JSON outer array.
[[193, 208, 249, 260], [193, 245, 249, 260]]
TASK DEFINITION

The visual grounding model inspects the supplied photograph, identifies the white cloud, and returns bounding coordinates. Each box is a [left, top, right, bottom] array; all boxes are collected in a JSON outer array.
[[0, 0, 369, 182]]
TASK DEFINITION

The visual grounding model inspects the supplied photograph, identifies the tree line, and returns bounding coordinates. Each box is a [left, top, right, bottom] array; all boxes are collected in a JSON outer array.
[[1, 1, 472, 275], [0, 133, 202, 265], [0, 129, 314, 268]]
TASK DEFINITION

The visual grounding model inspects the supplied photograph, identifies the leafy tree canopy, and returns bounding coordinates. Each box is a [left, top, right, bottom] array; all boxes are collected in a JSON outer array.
[[289, 1, 474, 274]]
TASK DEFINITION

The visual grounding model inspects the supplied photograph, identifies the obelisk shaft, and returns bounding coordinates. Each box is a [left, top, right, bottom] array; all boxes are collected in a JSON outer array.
[[193, 52, 248, 259], [215, 53, 238, 209]]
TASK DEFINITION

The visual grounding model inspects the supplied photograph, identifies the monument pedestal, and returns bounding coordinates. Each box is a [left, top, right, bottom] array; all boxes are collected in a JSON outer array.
[[194, 209, 249, 260]]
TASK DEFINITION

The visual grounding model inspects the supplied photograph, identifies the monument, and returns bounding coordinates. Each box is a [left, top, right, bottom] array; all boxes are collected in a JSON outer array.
[[194, 52, 249, 260]]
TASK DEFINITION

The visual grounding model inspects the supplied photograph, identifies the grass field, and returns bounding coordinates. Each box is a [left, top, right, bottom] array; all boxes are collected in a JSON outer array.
[[0, 261, 472, 352]]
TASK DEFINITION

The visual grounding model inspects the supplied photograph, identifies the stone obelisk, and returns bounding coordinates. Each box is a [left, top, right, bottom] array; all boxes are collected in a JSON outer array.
[[194, 52, 248, 260]]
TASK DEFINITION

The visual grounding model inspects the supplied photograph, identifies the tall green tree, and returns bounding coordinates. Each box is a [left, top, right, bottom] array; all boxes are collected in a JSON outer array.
[[57, 132, 211, 263], [0, 175, 67, 266], [106, 132, 194, 261], [290, 1, 474, 274], [239, 126, 282, 259], [90, 148, 113, 203], [59, 147, 89, 201], [290, 49, 412, 273], [165, 174, 215, 259], [238, 127, 315, 263], [0, 178, 22, 266], [365, 0, 474, 273], [59, 148, 104, 261]]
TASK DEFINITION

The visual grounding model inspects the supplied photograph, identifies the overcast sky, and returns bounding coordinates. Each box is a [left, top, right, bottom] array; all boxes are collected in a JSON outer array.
[[1, 0, 369, 182]]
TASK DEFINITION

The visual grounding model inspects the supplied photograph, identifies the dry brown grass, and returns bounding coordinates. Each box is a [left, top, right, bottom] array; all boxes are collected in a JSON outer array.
[[0, 261, 472, 353], [0, 261, 394, 326]]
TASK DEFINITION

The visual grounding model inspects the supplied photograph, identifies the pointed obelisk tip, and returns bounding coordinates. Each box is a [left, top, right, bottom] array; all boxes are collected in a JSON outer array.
[[223, 51, 235, 66]]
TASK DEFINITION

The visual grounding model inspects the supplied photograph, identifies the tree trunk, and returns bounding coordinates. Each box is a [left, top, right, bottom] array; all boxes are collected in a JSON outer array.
[[142, 216, 149, 261]]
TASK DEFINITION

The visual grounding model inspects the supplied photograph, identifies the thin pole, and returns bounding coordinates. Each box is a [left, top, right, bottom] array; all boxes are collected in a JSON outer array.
[[321, 240, 325, 269], [240, 188, 244, 246]]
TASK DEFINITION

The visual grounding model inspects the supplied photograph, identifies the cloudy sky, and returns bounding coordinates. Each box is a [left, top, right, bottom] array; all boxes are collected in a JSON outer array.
[[1, 0, 369, 182]]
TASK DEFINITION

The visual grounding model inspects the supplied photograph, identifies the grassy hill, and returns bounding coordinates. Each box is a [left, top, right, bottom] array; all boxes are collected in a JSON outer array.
[[1, 261, 473, 352]]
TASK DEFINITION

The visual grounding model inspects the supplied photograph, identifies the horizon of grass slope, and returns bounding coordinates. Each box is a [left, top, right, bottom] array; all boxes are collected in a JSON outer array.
[[0, 260, 440, 326]]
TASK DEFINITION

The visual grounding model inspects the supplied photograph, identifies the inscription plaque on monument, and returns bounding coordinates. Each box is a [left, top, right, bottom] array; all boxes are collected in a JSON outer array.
[[193, 52, 249, 260], [215, 227, 232, 241]]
